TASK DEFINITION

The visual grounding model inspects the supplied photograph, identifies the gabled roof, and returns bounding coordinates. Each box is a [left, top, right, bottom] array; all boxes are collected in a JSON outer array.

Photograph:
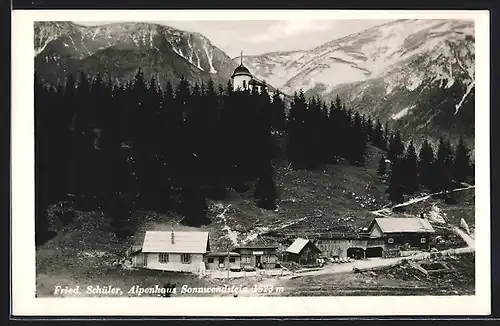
[[286, 238, 310, 254], [371, 218, 435, 234], [142, 231, 209, 254]]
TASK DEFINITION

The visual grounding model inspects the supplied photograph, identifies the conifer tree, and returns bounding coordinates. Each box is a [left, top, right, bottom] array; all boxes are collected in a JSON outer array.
[[435, 137, 454, 193], [418, 138, 435, 189], [372, 119, 384, 149], [402, 140, 418, 194], [383, 121, 390, 150], [270, 90, 286, 131], [378, 156, 387, 176], [305, 96, 324, 169], [180, 187, 209, 227], [364, 115, 373, 143], [452, 137, 471, 184], [348, 111, 367, 165], [387, 158, 405, 204], [388, 130, 404, 161], [254, 164, 278, 210], [287, 90, 308, 168]]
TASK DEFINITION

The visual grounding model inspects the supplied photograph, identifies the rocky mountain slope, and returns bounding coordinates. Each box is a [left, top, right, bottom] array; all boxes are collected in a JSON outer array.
[[34, 21, 238, 88], [239, 19, 475, 143]]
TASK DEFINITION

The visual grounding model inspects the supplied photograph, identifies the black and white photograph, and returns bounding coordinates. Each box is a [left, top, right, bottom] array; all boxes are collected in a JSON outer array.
[[12, 10, 490, 316]]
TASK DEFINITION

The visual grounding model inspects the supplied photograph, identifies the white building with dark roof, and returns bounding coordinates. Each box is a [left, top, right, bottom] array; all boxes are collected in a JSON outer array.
[[231, 51, 267, 93]]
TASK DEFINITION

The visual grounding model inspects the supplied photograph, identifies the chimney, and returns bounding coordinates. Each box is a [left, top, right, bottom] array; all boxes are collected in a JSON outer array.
[[171, 224, 175, 244]]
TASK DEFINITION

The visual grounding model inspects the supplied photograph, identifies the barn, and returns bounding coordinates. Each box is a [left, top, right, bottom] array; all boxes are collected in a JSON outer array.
[[312, 217, 435, 259], [284, 238, 321, 265], [367, 217, 435, 251]]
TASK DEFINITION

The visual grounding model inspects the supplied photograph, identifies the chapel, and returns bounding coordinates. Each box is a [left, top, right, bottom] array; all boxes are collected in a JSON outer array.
[[231, 51, 267, 93]]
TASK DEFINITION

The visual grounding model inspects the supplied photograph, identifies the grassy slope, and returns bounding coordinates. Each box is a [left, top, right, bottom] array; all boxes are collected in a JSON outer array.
[[36, 142, 475, 296]]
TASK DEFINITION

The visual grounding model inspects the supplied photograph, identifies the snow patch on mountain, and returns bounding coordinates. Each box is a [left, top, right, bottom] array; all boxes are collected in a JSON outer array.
[[407, 75, 423, 91], [455, 80, 475, 115], [391, 106, 413, 120], [195, 52, 204, 71], [36, 36, 56, 56], [204, 44, 217, 74]]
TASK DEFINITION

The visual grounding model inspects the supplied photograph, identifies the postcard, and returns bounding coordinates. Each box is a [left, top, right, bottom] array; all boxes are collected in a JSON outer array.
[[11, 9, 490, 316]]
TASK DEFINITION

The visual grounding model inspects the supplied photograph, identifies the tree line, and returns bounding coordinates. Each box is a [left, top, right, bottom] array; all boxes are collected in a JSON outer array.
[[287, 93, 369, 169], [35, 68, 474, 245], [35, 69, 286, 244], [377, 133, 473, 204]]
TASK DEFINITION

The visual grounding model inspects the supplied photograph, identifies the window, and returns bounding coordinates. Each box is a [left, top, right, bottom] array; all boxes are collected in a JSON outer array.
[[207, 257, 214, 263], [265, 255, 272, 263], [243, 80, 247, 89], [387, 238, 394, 244], [242, 256, 251, 263], [181, 254, 191, 264], [421, 237, 427, 244], [229, 257, 236, 263], [158, 254, 169, 263]]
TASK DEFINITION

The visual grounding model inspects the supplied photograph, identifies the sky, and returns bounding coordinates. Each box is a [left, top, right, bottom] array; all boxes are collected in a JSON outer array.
[[74, 20, 394, 58]]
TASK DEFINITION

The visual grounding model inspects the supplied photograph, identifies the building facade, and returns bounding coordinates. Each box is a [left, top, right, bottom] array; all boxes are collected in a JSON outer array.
[[368, 217, 435, 251], [204, 252, 241, 271], [234, 246, 279, 269], [138, 230, 210, 273], [313, 235, 386, 259], [312, 217, 435, 259]]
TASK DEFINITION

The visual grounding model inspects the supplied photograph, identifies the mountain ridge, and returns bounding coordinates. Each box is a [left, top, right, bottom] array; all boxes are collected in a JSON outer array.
[[237, 19, 475, 144], [34, 21, 239, 88]]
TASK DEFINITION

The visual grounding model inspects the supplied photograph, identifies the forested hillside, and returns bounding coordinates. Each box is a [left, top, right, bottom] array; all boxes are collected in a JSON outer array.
[[35, 70, 474, 246]]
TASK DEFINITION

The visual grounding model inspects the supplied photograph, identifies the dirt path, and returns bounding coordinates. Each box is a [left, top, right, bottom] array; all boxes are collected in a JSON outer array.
[[240, 214, 315, 245], [219, 184, 477, 296], [217, 204, 317, 246], [225, 245, 475, 297]]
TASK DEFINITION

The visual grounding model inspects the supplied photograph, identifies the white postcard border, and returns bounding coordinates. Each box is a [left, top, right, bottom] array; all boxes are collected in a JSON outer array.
[[11, 9, 491, 316]]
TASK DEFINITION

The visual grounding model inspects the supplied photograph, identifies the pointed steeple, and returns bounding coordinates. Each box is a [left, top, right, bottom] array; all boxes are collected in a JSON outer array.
[[240, 50, 243, 65]]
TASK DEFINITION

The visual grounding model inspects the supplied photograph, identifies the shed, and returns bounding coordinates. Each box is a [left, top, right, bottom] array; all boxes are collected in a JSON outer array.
[[284, 238, 321, 264]]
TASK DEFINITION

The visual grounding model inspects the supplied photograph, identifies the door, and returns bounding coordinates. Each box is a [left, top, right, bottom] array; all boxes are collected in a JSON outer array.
[[143, 254, 148, 268], [255, 255, 261, 268], [218, 257, 225, 269]]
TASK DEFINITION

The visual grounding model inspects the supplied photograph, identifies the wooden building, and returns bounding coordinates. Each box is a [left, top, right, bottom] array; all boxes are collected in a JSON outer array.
[[138, 230, 210, 273], [234, 245, 279, 269], [313, 234, 385, 259], [367, 217, 435, 251], [204, 252, 241, 271], [312, 217, 435, 259], [284, 238, 321, 265]]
